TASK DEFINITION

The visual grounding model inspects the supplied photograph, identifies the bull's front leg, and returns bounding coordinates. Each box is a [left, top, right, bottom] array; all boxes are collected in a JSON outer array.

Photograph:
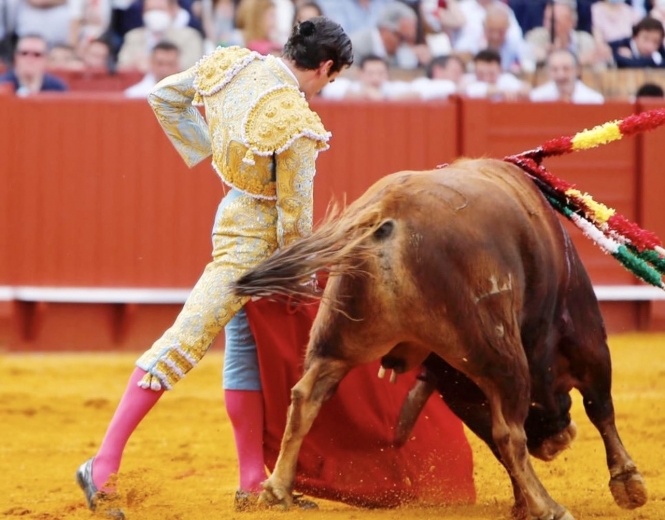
[[260, 358, 350, 509]]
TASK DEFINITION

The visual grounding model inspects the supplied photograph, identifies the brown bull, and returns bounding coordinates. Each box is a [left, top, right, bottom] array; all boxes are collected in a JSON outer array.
[[232, 158, 647, 520]]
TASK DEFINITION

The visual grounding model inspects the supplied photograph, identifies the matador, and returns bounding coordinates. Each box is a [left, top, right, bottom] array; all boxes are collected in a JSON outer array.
[[76, 17, 353, 516]]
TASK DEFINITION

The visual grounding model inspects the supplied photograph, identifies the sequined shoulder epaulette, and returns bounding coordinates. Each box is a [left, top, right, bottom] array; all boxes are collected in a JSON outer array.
[[193, 46, 265, 104], [241, 84, 331, 165]]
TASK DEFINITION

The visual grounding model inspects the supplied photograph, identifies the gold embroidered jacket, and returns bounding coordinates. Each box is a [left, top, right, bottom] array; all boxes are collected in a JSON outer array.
[[147, 46, 331, 247]]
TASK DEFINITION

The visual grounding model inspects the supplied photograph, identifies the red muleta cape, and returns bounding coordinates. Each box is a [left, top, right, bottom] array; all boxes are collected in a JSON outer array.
[[244, 297, 476, 508]]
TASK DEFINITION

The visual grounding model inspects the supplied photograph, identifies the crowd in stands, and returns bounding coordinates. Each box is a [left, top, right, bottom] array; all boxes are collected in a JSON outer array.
[[2, 0, 665, 102]]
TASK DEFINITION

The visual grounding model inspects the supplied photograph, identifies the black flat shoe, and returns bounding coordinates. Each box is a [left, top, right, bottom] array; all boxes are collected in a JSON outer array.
[[75, 458, 125, 519], [234, 489, 259, 512]]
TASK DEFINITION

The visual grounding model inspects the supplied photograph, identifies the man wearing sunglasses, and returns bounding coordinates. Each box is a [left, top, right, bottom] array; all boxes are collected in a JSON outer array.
[[0, 34, 67, 95]]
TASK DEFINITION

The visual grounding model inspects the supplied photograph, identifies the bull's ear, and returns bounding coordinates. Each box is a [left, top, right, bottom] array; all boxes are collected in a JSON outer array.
[[373, 220, 395, 240]]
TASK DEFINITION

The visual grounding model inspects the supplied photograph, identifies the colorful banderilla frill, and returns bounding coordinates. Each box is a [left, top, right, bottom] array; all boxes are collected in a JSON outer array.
[[503, 108, 665, 291]]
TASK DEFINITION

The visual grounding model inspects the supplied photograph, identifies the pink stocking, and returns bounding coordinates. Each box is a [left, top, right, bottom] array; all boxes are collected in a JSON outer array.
[[92, 368, 164, 491], [224, 389, 267, 492]]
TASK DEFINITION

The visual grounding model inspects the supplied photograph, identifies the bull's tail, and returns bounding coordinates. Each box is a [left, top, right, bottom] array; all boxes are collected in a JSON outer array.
[[504, 109, 665, 290], [232, 204, 384, 300]]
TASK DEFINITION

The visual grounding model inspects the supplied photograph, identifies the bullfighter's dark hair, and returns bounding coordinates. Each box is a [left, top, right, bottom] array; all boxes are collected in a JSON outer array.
[[282, 16, 354, 75]]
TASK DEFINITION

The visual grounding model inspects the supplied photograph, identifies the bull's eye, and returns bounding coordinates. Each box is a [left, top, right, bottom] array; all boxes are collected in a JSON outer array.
[[374, 220, 394, 240]]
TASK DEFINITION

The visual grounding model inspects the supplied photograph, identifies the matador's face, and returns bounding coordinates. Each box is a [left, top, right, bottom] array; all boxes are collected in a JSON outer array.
[[302, 60, 339, 100]]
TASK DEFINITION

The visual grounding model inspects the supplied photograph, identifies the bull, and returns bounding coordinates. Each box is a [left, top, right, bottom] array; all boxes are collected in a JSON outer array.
[[232, 158, 647, 520]]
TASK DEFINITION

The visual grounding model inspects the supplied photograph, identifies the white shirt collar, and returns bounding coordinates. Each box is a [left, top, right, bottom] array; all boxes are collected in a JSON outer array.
[[277, 57, 300, 86]]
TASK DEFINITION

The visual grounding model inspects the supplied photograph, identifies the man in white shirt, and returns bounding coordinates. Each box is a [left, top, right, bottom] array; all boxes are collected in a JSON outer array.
[[410, 54, 462, 100], [317, 0, 392, 37], [124, 40, 180, 98], [461, 48, 530, 100], [350, 1, 428, 69], [529, 48, 604, 104], [320, 54, 417, 100], [453, 0, 523, 57]]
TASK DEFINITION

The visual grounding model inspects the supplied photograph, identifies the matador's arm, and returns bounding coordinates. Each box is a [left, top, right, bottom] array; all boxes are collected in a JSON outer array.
[[147, 68, 212, 168], [275, 137, 319, 248]]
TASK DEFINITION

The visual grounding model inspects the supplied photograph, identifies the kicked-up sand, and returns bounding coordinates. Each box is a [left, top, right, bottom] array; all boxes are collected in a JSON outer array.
[[1, 333, 664, 520]]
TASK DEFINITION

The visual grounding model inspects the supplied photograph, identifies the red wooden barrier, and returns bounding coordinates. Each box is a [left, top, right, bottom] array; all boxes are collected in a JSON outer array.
[[312, 99, 460, 220], [54, 69, 145, 92], [0, 96, 460, 350], [2, 95, 665, 352], [1, 94, 220, 288]]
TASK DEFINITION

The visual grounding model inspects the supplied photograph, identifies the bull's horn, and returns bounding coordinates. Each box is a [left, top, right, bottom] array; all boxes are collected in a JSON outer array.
[[377, 366, 386, 379], [390, 371, 398, 384]]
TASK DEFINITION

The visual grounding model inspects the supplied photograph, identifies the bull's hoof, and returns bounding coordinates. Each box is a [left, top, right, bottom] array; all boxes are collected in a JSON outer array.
[[532, 506, 575, 520], [510, 504, 575, 520], [554, 509, 575, 520], [530, 422, 578, 462], [609, 469, 648, 509], [259, 479, 292, 510]]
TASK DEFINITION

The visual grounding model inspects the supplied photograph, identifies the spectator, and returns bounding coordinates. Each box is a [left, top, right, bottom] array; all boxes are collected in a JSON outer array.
[[635, 81, 665, 97], [317, 0, 391, 37], [68, 0, 113, 54], [47, 43, 85, 70], [480, 4, 533, 73], [201, 0, 236, 48], [273, 0, 295, 45], [351, 1, 428, 69], [320, 54, 417, 100], [591, 0, 641, 65], [109, 0, 204, 46], [575, 0, 595, 34], [125, 39, 180, 96], [508, 0, 548, 35], [525, 0, 600, 69], [397, 0, 453, 58], [509, 0, 607, 35], [634, 0, 650, 18], [410, 53, 461, 99], [650, 0, 665, 24], [461, 48, 530, 100], [0, 33, 68, 94], [609, 16, 665, 68], [1, 0, 18, 64], [592, 0, 641, 45], [529, 48, 604, 103], [14, 0, 71, 48], [230, 0, 281, 55], [633, 2, 653, 18], [117, 0, 203, 71], [453, 0, 524, 58], [79, 37, 113, 70], [294, 1, 323, 25], [420, 0, 466, 42]]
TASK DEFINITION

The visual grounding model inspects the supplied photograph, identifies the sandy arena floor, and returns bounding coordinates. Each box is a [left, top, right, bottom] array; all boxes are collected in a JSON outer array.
[[1, 333, 664, 520]]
